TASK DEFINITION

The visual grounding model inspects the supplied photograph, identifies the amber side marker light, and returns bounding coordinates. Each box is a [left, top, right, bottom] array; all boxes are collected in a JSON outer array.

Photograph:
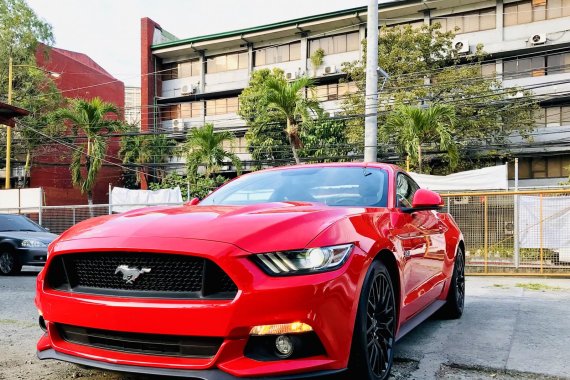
[[249, 322, 313, 336]]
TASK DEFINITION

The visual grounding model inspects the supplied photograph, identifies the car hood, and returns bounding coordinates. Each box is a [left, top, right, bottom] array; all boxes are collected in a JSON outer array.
[[56, 202, 365, 253], [1, 231, 58, 243]]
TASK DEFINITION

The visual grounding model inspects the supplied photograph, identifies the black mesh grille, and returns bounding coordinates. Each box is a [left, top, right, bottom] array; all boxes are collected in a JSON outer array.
[[46, 252, 237, 299], [57, 323, 222, 358]]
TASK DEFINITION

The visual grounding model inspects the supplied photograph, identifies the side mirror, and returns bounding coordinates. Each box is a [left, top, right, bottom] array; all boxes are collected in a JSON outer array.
[[184, 197, 200, 206], [403, 189, 444, 213]]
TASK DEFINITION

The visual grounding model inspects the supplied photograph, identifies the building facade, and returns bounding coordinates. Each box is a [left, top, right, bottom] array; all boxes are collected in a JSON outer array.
[[31, 45, 125, 205], [125, 86, 142, 128], [141, 0, 570, 187]]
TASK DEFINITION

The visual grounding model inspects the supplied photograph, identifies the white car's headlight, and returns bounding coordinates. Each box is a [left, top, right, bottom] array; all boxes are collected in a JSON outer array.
[[21, 239, 47, 248], [254, 244, 354, 276]]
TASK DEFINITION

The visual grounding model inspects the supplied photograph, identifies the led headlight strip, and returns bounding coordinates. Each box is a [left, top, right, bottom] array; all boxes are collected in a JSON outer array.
[[254, 244, 353, 276]]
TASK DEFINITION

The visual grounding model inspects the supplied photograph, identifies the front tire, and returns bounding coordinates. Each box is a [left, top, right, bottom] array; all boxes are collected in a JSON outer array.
[[348, 261, 396, 380], [439, 247, 465, 319], [0, 250, 22, 275]]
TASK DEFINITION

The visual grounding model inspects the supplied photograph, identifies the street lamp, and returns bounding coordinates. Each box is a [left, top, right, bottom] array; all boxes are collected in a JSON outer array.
[[4, 56, 61, 189]]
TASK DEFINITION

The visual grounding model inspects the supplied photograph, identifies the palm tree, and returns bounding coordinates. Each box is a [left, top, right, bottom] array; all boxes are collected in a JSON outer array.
[[183, 123, 241, 178], [52, 97, 123, 206], [265, 76, 318, 164], [119, 130, 176, 189], [386, 104, 458, 173]]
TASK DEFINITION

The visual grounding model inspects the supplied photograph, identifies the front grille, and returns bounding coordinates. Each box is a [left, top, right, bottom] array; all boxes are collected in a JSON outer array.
[[57, 323, 222, 358], [47, 252, 238, 299]]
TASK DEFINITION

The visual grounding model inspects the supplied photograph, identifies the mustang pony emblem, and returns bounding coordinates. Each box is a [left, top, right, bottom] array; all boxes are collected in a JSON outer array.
[[114, 265, 151, 284]]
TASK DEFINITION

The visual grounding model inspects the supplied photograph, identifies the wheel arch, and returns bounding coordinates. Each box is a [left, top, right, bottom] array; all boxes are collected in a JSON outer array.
[[0, 239, 17, 252], [373, 249, 401, 323]]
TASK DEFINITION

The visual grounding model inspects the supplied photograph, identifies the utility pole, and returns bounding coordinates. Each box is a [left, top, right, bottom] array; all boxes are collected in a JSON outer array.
[[364, 0, 379, 162], [5, 56, 13, 189]]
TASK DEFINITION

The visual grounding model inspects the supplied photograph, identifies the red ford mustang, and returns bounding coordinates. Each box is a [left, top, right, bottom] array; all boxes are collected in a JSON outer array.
[[35, 163, 465, 379]]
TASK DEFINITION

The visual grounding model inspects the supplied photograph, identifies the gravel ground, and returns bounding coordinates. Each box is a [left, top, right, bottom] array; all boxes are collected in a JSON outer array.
[[1, 268, 569, 380]]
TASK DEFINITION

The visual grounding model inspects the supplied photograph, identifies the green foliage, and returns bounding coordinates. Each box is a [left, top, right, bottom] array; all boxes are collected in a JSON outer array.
[[386, 104, 458, 172], [182, 123, 241, 178], [51, 97, 124, 204], [310, 48, 325, 75], [342, 23, 537, 172], [239, 69, 291, 167], [119, 129, 176, 185], [299, 118, 351, 162], [149, 172, 227, 200], [0, 0, 64, 178]]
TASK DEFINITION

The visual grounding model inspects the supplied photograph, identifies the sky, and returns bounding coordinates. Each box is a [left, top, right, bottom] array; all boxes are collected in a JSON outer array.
[[25, 0, 368, 87]]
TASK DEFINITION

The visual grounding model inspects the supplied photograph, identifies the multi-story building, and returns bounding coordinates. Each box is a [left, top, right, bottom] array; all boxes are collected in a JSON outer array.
[[125, 86, 142, 128], [141, 0, 570, 187]]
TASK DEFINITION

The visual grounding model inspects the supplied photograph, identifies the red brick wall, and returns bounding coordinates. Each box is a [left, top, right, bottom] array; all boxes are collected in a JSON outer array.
[[141, 17, 162, 133], [31, 46, 125, 205]]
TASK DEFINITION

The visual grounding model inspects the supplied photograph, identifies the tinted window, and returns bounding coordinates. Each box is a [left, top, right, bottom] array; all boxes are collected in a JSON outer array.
[[0, 215, 44, 232], [396, 174, 420, 208], [200, 167, 389, 207]]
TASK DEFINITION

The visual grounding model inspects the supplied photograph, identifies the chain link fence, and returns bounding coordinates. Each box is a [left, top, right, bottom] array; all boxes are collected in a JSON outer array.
[[442, 189, 570, 275]]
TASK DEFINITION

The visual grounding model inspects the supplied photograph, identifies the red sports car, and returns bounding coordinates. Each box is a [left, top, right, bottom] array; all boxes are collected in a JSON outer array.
[[35, 163, 465, 379]]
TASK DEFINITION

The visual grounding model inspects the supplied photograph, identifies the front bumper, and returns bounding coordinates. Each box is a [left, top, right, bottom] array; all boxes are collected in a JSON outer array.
[[36, 236, 367, 378], [16, 247, 48, 266]]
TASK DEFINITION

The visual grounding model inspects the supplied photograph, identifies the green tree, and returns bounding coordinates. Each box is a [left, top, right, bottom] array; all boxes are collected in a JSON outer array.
[[182, 123, 241, 178], [299, 117, 351, 162], [342, 23, 536, 172], [0, 0, 64, 183], [119, 129, 176, 188], [149, 172, 228, 200], [386, 104, 458, 173], [239, 69, 291, 167], [51, 97, 123, 206], [265, 75, 318, 164]]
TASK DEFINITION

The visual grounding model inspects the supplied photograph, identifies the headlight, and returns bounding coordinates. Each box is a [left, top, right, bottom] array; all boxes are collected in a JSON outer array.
[[254, 244, 353, 276], [21, 239, 47, 248]]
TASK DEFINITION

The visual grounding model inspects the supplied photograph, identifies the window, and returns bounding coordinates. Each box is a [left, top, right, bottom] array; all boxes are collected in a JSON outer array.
[[396, 173, 420, 208], [504, 51, 570, 78], [160, 105, 179, 121], [505, 0, 570, 26], [434, 8, 496, 33], [255, 42, 301, 66], [535, 105, 570, 127], [481, 62, 497, 77], [382, 20, 424, 30], [309, 32, 360, 56], [160, 60, 200, 80], [313, 82, 358, 101], [508, 156, 570, 179], [206, 97, 240, 116], [206, 52, 248, 74], [162, 102, 203, 121]]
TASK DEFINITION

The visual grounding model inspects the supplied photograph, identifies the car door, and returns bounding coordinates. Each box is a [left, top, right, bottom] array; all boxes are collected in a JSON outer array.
[[393, 173, 446, 321]]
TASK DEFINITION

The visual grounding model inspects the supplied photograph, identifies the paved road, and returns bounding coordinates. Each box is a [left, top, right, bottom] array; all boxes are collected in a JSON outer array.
[[1, 268, 569, 379]]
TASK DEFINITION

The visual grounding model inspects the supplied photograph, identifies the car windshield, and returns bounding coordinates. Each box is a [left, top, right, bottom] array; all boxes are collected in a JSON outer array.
[[0, 215, 45, 232], [200, 167, 388, 207]]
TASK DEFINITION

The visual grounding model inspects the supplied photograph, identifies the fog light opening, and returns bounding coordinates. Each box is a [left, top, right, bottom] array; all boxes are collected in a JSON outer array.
[[39, 316, 47, 332], [275, 335, 294, 358]]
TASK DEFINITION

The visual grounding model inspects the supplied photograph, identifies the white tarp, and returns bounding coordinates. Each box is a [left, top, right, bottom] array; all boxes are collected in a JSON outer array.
[[519, 195, 570, 249], [110, 187, 183, 213], [0, 188, 42, 212], [409, 165, 508, 191]]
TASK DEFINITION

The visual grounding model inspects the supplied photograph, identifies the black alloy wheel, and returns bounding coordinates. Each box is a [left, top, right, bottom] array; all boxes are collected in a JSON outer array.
[[439, 247, 465, 319], [349, 260, 396, 380], [0, 251, 22, 275]]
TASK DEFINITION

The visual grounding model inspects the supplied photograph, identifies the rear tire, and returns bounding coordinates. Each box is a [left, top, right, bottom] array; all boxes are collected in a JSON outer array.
[[348, 260, 396, 380], [439, 247, 465, 319], [0, 250, 22, 275]]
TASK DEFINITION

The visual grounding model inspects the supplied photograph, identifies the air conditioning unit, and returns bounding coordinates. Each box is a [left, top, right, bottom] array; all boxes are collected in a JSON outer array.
[[285, 71, 298, 80], [452, 196, 470, 205], [323, 65, 337, 75], [529, 33, 546, 46], [181, 83, 197, 95], [453, 40, 470, 54], [172, 118, 184, 132], [504, 222, 515, 236]]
